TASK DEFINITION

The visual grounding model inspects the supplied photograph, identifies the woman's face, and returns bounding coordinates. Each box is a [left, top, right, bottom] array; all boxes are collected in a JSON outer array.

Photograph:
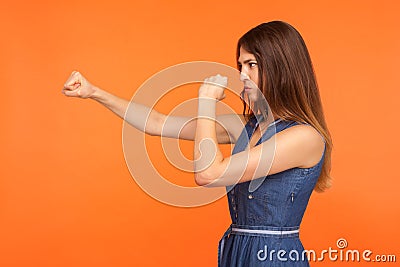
[[238, 46, 259, 102]]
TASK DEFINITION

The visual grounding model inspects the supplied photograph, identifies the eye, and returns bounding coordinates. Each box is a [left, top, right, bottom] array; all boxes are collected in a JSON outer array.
[[249, 62, 257, 68]]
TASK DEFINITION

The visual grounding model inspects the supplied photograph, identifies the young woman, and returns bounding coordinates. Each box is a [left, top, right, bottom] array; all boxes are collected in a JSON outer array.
[[63, 21, 332, 266]]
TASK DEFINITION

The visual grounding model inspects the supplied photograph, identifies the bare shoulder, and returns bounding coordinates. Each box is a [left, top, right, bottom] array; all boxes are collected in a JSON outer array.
[[275, 123, 325, 168], [280, 123, 324, 143]]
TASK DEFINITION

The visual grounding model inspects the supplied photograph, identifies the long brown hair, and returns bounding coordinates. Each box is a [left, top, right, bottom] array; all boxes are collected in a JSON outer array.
[[237, 21, 332, 192]]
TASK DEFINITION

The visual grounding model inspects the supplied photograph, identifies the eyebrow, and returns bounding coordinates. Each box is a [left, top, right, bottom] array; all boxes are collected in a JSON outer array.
[[237, 59, 257, 64]]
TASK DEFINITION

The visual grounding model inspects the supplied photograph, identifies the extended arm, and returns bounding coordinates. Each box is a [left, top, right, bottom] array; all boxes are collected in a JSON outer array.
[[62, 71, 240, 142]]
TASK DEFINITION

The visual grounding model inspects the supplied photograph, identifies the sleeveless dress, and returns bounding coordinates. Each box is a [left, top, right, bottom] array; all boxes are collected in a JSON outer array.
[[218, 117, 325, 266]]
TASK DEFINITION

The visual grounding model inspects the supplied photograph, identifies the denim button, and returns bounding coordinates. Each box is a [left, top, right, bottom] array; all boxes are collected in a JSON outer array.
[[248, 194, 253, 199]]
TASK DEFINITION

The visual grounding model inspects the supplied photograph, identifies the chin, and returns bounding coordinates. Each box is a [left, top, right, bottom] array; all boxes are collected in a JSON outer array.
[[248, 93, 259, 102]]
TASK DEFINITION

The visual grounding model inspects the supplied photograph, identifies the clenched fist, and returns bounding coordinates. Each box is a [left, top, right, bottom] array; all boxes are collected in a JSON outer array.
[[199, 74, 227, 101], [62, 71, 96, 99]]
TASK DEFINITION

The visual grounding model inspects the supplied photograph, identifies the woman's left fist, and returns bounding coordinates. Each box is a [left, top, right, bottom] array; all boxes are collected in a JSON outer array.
[[199, 74, 227, 101]]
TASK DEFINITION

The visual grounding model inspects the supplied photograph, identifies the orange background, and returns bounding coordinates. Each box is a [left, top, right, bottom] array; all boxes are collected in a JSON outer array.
[[1, 0, 399, 266]]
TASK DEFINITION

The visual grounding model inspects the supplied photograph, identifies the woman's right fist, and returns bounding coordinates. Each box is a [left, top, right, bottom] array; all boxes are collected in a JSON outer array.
[[62, 71, 95, 98]]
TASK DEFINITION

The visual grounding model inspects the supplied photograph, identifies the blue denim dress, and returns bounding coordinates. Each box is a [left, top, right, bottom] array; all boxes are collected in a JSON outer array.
[[218, 117, 325, 266]]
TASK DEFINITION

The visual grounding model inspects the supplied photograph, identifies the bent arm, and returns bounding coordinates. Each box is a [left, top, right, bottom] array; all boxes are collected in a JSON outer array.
[[193, 76, 325, 186], [195, 121, 326, 187]]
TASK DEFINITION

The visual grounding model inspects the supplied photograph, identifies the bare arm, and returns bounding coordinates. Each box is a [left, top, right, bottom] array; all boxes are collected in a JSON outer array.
[[194, 75, 325, 187], [62, 71, 242, 142]]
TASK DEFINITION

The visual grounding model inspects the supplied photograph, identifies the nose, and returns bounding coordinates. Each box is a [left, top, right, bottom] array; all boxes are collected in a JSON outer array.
[[240, 72, 250, 82]]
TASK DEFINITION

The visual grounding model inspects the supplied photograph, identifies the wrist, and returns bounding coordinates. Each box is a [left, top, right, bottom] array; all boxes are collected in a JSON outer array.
[[88, 85, 102, 100], [197, 97, 217, 119], [198, 91, 219, 100], [198, 95, 218, 102]]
